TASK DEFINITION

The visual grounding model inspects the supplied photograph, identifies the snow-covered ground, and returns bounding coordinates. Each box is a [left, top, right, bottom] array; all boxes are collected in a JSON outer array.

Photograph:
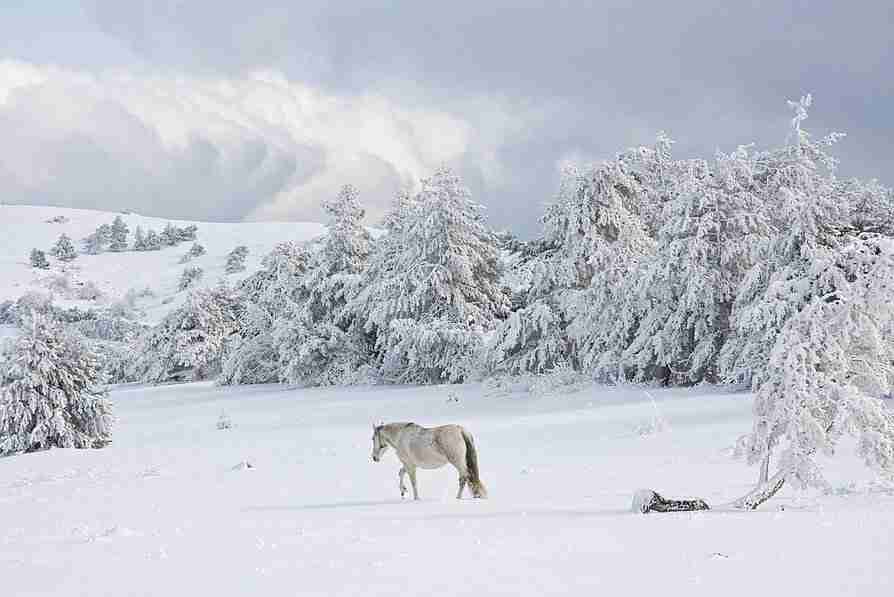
[[1, 381, 891, 596], [0, 205, 325, 321]]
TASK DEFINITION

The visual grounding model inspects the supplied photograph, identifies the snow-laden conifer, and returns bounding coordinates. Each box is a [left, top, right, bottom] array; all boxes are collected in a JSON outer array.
[[135, 284, 240, 383], [225, 246, 249, 274], [0, 311, 113, 455], [275, 185, 373, 385], [109, 216, 129, 252], [620, 149, 768, 383], [178, 266, 204, 291], [29, 249, 50, 270], [51, 234, 77, 262], [219, 243, 313, 385], [352, 168, 508, 383], [734, 235, 894, 505], [719, 95, 847, 387]]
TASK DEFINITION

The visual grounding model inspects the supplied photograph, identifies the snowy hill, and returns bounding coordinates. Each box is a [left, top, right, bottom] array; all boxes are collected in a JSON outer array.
[[0, 205, 326, 322], [1, 381, 891, 596]]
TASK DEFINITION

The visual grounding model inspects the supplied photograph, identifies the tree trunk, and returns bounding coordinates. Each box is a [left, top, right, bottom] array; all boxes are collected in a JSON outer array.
[[733, 469, 786, 510], [758, 453, 770, 485], [633, 489, 710, 514]]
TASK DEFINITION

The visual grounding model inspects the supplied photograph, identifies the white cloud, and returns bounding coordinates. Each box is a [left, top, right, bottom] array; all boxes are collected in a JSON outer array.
[[0, 60, 500, 223]]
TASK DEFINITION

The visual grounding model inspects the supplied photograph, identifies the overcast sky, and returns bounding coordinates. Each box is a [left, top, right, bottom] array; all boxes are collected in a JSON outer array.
[[1, 1, 891, 236]]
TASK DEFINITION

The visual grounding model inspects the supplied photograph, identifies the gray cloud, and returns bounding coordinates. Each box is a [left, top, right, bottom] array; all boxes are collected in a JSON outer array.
[[2, 2, 891, 235]]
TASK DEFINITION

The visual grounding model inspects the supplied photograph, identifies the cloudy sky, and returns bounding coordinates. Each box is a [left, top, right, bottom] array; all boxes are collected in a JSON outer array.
[[1, 1, 891, 235]]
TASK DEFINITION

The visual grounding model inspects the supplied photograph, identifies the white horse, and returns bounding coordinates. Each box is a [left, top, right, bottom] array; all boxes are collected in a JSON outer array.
[[371, 422, 488, 500]]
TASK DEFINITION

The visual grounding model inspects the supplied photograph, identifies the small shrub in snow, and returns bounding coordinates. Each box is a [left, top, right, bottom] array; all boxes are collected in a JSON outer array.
[[29, 249, 50, 270], [632, 391, 671, 437], [0, 312, 113, 455], [225, 246, 249, 273], [178, 266, 204, 291], [527, 363, 591, 398], [45, 215, 69, 224], [216, 411, 232, 430], [51, 234, 77, 262]]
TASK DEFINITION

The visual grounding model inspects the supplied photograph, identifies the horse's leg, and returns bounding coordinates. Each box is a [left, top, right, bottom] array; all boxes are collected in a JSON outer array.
[[456, 474, 468, 499], [398, 465, 408, 498], [442, 440, 469, 499], [407, 465, 419, 500]]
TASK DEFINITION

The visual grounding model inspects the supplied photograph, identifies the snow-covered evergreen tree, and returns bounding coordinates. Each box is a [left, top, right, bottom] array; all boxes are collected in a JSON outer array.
[[178, 225, 198, 242], [486, 159, 651, 376], [161, 222, 179, 246], [135, 284, 240, 383], [719, 95, 847, 387], [178, 266, 204, 291], [133, 226, 147, 251], [180, 243, 206, 263], [274, 185, 373, 386], [0, 311, 113, 455], [353, 168, 508, 383], [82, 224, 112, 255], [51, 234, 77, 262], [29, 249, 50, 270], [144, 229, 162, 251], [220, 243, 313, 385], [225, 246, 249, 274], [620, 149, 768, 383], [734, 235, 894, 505], [109, 216, 129, 252]]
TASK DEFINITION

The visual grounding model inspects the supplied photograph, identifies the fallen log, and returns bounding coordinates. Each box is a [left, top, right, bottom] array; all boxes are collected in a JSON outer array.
[[632, 489, 710, 514]]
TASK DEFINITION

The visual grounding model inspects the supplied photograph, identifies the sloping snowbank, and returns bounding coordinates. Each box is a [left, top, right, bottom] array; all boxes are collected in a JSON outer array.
[[0, 205, 326, 322]]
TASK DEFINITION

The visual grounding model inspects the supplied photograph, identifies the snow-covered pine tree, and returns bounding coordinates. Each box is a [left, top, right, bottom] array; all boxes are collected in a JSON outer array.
[[180, 243, 206, 263], [177, 225, 198, 242], [225, 246, 249, 274], [134, 284, 240, 383], [178, 266, 204, 291], [275, 185, 373, 386], [486, 158, 651, 376], [733, 235, 894, 508], [219, 243, 313, 385], [620, 148, 768, 384], [161, 222, 179, 246], [144, 229, 162, 251], [50, 233, 77, 262], [133, 226, 147, 251], [563, 160, 656, 380], [29, 248, 50, 270], [0, 311, 113, 455], [82, 223, 112, 255], [719, 95, 847, 388], [380, 187, 417, 235], [109, 216, 129, 252], [616, 132, 678, 236], [353, 168, 508, 383]]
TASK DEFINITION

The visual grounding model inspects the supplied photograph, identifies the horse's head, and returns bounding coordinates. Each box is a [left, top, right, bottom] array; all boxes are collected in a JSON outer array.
[[371, 423, 388, 463]]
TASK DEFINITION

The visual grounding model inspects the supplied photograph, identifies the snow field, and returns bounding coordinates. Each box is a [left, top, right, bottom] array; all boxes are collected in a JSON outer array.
[[1, 381, 891, 596]]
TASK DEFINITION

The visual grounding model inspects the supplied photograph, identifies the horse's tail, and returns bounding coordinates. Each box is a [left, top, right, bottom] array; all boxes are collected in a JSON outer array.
[[462, 429, 488, 498]]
